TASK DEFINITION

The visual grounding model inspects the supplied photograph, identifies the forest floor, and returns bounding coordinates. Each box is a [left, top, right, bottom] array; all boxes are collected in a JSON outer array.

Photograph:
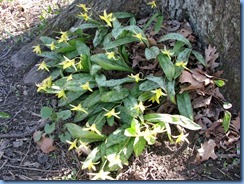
[[0, 0, 241, 181]]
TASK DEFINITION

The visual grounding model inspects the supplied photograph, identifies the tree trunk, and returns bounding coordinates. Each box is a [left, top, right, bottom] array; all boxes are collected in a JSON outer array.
[[160, 0, 240, 110], [12, 0, 240, 110]]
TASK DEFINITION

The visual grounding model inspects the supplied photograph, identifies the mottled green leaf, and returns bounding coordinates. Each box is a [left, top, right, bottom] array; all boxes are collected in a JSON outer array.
[[158, 53, 175, 81], [158, 33, 192, 48], [145, 46, 160, 60], [177, 92, 193, 120], [223, 110, 231, 133]]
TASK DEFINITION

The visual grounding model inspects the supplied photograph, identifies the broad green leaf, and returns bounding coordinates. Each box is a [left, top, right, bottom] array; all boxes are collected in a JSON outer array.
[[44, 122, 56, 134], [66, 123, 106, 142], [192, 50, 206, 66], [95, 74, 133, 88], [112, 25, 143, 39], [93, 28, 108, 47], [158, 33, 192, 48], [88, 112, 107, 131], [155, 15, 164, 34], [146, 75, 167, 92], [158, 53, 175, 81], [58, 91, 85, 107], [70, 23, 100, 32], [174, 48, 192, 78], [166, 80, 176, 104], [38, 51, 62, 60], [104, 37, 138, 50], [144, 113, 202, 130], [82, 90, 100, 108], [123, 95, 139, 117], [117, 106, 133, 125], [40, 106, 53, 119], [143, 12, 159, 31], [90, 54, 132, 72], [223, 110, 231, 133], [0, 112, 11, 119], [40, 36, 56, 45], [124, 118, 140, 137], [214, 80, 225, 87], [130, 17, 136, 25], [76, 40, 90, 56], [177, 92, 193, 120], [139, 80, 160, 91], [56, 110, 71, 120], [173, 41, 185, 53], [90, 64, 102, 76], [113, 12, 135, 19], [145, 46, 160, 60], [101, 88, 129, 102], [105, 127, 128, 148], [59, 132, 71, 143], [134, 137, 146, 157], [138, 91, 154, 101]]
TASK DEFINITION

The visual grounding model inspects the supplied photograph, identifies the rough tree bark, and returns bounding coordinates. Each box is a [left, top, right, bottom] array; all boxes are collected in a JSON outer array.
[[12, 0, 240, 110]]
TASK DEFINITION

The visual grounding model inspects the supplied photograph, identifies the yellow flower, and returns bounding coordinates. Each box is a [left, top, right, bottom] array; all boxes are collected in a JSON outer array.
[[58, 31, 69, 43], [59, 56, 77, 70], [133, 32, 147, 42], [66, 139, 78, 150], [104, 108, 120, 119], [161, 47, 174, 60], [46, 41, 57, 51], [175, 61, 188, 69], [99, 10, 114, 27], [81, 81, 93, 92], [33, 45, 41, 54], [66, 74, 73, 81], [88, 169, 114, 180], [83, 123, 102, 135], [107, 153, 123, 168], [128, 73, 142, 83], [149, 88, 166, 104], [106, 51, 117, 60], [37, 61, 50, 72], [82, 160, 100, 171], [36, 76, 52, 92], [70, 104, 88, 114], [77, 4, 90, 12], [133, 101, 149, 113], [56, 89, 67, 99], [147, 1, 157, 8], [78, 12, 90, 21]]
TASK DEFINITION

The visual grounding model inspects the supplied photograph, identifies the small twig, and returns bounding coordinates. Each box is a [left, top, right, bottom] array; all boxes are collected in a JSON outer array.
[[0, 119, 49, 138], [201, 174, 219, 180], [19, 140, 32, 166], [0, 46, 13, 60], [0, 159, 8, 170], [5, 164, 60, 173], [217, 168, 234, 180], [16, 174, 33, 180]]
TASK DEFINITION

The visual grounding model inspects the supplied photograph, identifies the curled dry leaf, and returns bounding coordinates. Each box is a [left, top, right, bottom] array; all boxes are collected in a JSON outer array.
[[192, 96, 212, 109], [177, 28, 192, 38], [33, 131, 56, 154], [179, 70, 204, 93], [205, 45, 219, 70], [197, 139, 218, 162]]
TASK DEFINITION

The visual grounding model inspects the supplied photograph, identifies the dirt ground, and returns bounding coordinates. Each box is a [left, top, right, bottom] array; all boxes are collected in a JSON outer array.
[[0, 0, 241, 180]]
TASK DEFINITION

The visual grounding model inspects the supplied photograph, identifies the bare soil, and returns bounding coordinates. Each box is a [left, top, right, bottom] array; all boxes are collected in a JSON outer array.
[[0, 0, 240, 180]]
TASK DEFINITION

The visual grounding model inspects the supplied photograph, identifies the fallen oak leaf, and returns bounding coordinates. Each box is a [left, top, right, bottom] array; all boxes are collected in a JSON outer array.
[[33, 132, 57, 154], [192, 95, 212, 109], [197, 139, 218, 162], [205, 45, 219, 70]]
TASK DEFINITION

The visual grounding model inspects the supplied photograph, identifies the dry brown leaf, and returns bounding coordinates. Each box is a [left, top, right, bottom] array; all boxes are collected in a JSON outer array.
[[33, 133, 56, 154], [231, 114, 240, 132], [191, 69, 213, 85], [192, 96, 212, 109], [177, 28, 192, 37], [179, 70, 204, 93], [205, 45, 219, 70], [197, 139, 218, 162]]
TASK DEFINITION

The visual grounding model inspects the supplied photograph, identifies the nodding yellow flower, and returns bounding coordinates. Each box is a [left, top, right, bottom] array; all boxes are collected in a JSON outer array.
[[33, 45, 42, 54], [37, 61, 50, 72], [46, 41, 57, 51], [149, 88, 166, 104], [83, 123, 102, 135], [106, 51, 117, 60], [107, 153, 123, 168], [99, 10, 114, 27], [132, 32, 147, 43], [173, 132, 190, 144], [81, 81, 93, 92], [128, 73, 142, 83], [66, 74, 73, 81], [147, 1, 157, 8], [175, 61, 188, 69], [88, 169, 114, 180], [77, 4, 90, 12], [56, 89, 67, 99], [70, 104, 88, 114], [36, 76, 52, 92], [66, 139, 78, 150], [104, 108, 120, 119], [161, 47, 174, 60], [78, 12, 90, 21], [133, 101, 149, 113], [58, 31, 69, 43], [82, 160, 100, 171], [59, 56, 77, 70]]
